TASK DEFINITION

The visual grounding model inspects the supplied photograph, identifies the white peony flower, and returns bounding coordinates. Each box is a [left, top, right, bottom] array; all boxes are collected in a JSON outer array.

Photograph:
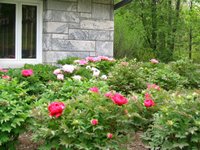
[[53, 69, 62, 75], [57, 74, 64, 80], [72, 75, 82, 81], [93, 69, 100, 77], [86, 66, 92, 70], [100, 75, 107, 80], [62, 64, 76, 73]]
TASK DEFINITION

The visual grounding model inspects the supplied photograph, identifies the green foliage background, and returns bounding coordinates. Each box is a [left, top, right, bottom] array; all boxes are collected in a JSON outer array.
[[114, 0, 200, 63]]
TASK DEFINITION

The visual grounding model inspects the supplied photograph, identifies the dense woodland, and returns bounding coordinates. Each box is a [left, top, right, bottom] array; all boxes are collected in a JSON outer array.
[[114, 0, 200, 63]]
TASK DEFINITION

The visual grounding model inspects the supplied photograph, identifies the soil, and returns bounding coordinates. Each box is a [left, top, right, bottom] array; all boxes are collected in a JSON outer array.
[[127, 132, 149, 150], [16, 132, 149, 150]]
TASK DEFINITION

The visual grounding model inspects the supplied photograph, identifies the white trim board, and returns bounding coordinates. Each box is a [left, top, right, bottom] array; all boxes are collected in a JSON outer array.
[[0, 0, 43, 68]]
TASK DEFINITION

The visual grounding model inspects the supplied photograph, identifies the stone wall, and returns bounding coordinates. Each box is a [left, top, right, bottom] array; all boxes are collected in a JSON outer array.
[[43, 0, 114, 64]]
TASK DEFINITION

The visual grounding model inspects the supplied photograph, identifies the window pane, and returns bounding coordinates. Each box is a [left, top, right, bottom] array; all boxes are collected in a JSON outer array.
[[0, 3, 16, 59], [22, 5, 37, 58]]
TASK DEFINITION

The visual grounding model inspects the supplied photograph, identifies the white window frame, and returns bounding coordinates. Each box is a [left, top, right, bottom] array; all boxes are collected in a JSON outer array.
[[0, 0, 43, 68]]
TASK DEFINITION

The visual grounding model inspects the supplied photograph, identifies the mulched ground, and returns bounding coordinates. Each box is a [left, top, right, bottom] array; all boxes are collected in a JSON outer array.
[[16, 132, 148, 150]]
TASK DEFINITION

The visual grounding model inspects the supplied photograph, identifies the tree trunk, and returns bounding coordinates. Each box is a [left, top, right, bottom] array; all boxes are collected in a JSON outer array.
[[151, 0, 157, 51], [189, 0, 193, 59], [169, 0, 181, 59]]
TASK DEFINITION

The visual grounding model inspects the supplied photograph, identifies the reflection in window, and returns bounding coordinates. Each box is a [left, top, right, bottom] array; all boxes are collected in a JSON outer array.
[[0, 3, 16, 59], [22, 5, 37, 58]]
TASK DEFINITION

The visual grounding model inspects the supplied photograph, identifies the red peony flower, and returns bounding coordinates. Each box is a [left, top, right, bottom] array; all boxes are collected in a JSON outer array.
[[89, 87, 99, 93], [111, 93, 128, 106], [107, 133, 113, 139], [21, 69, 33, 77], [48, 102, 65, 118], [90, 119, 98, 125], [144, 99, 155, 107]]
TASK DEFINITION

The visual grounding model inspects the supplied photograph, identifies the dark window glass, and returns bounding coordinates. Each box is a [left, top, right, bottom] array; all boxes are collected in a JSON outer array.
[[0, 3, 16, 59], [22, 5, 37, 58]]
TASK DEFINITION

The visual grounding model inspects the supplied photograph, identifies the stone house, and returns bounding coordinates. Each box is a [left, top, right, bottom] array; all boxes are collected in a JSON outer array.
[[0, 0, 131, 68]]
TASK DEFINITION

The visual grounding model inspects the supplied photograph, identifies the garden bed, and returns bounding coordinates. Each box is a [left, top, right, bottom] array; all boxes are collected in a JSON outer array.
[[1, 57, 200, 149]]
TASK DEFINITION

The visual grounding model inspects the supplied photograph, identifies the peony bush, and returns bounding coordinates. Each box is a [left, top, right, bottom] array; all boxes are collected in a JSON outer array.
[[0, 56, 200, 149], [31, 88, 134, 149]]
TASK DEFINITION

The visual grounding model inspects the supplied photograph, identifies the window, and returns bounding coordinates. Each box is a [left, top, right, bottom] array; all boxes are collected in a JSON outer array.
[[0, 0, 42, 68]]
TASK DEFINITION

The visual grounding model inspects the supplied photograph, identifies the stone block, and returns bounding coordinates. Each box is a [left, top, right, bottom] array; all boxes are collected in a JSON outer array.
[[93, 0, 113, 4], [45, 22, 68, 33], [80, 12, 92, 18], [78, 0, 92, 13], [69, 29, 110, 41], [43, 51, 90, 63], [52, 39, 95, 51], [47, 0, 77, 11], [68, 23, 80, 29], [92, 3, 111, 20], [96, 41, 113, 56], [80, 20, 114, 30], [89, 51, 96, 56], [52, 34, 69, 39], [109, 31, 114, 41], [43, 34, 52, 50], [44, 10, 80, 23]]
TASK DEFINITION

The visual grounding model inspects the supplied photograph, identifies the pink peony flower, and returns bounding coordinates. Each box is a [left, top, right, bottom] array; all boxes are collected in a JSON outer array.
[[53, 69, 62, 75], [62, 65, 75, 73], [21, 69, 33, 77], [132, 95, 138, 101], [2, 75, 11, 80], [150, 59, 159, 64], [90, 119, 98, 125], [111, 93, 128, 106], [86, 57, 101, 62], [147, 84, 160, 91], [97, 56, 110, 61], [144, 99, 155, 108], [0, 68, 8, 72], [105, 91, 114, 99], [145, 93, 152, 100], [48, 102, 65, 118], [78, 59, 88, 65], [89, 87, 99, 93], [107, 133, 113, 139], [57, 74, 64, 80], [120, 62, 129, 66]]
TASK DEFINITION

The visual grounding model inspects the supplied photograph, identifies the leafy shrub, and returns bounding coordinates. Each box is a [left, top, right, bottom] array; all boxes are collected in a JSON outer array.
[[0, 79, 32, 149], [142, 91, 200, 149], [7, 64, 56, 95], [91, 60, 116, 75], [38, 79, 110, 102], [31, 88, 139, 149], [145, 65, 188, 90], [169, 59, 200, 88], [108, 59, 188, 94], [108, 59, 146, 94], [57, 57, 80, 65]]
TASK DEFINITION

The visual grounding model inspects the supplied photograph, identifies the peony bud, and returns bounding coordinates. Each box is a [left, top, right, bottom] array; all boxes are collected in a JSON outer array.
[[90, 119, 98, 125], [107, 133, 113, 139]]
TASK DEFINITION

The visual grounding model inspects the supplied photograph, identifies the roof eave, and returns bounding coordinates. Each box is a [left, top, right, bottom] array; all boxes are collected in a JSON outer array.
[[114, 0, 133, 10]]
